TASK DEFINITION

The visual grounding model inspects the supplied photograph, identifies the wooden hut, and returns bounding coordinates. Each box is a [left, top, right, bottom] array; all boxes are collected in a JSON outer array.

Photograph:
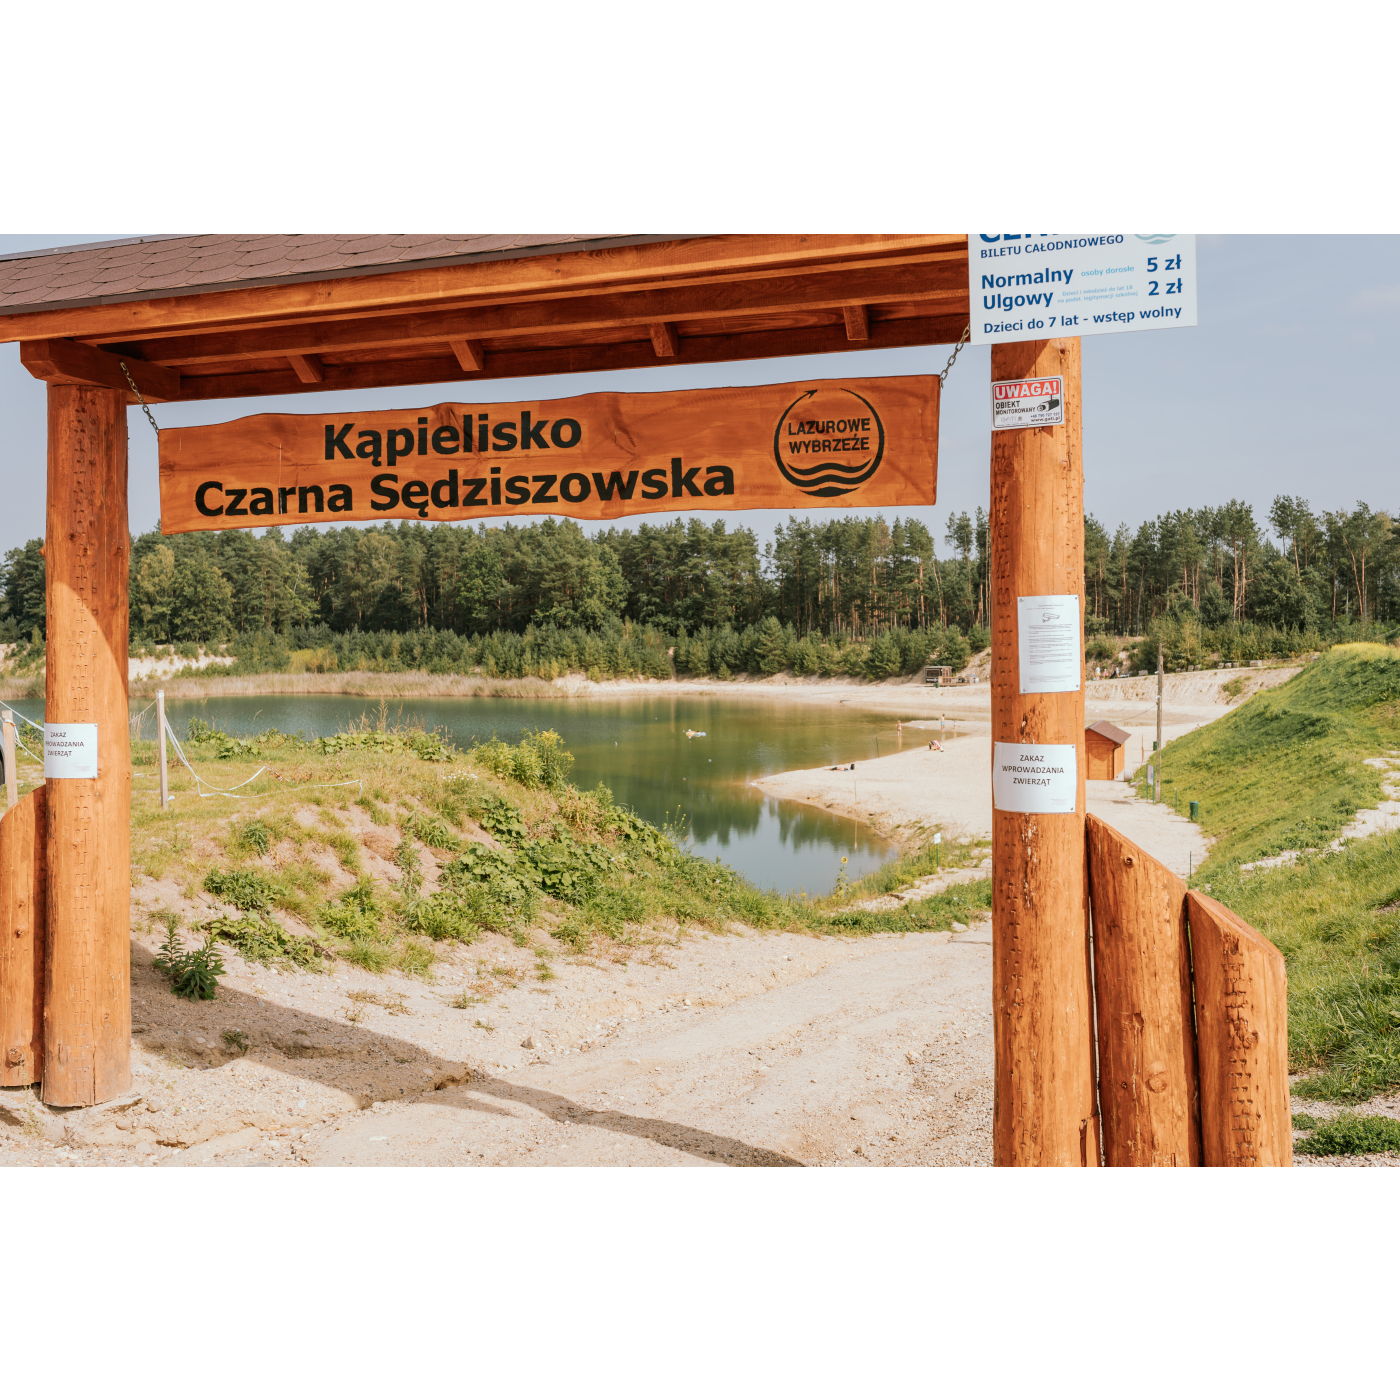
[[1085, 720, 1130, 780]]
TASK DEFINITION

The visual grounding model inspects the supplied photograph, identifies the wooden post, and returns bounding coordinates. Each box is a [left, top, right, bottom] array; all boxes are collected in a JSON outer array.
[[2, 710, 16, 810], [1155, 642, 1164, 802], [42, 384, 132, 1107], [989, 336, 1098, 1166], [156, 690, 169, 810], [0, 789, 46, 1086], [1085, 814, 1201, 1166], [1188, 891, 1292, 1166]]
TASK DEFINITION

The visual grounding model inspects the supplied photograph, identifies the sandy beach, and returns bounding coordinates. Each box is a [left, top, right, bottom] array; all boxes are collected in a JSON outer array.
[[750, 665, 1300, 877]]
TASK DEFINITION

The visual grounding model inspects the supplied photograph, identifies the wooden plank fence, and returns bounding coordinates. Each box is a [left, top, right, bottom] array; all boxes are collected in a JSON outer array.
[[1087, 813, 1291, 1167]]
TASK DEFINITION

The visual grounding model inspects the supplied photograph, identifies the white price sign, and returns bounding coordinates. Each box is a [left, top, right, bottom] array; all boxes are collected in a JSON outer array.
[[45, 723, 98, 779], [992, 743, 1077, 814], [1018, 595, 1081, 694], [971, 234, 1196, 344]]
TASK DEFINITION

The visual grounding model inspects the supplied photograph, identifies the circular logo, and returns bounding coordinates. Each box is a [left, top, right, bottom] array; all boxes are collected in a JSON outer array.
[[772, 387, 884, 498]]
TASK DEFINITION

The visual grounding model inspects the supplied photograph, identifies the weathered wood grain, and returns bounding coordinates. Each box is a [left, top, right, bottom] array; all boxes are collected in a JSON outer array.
[[1086, 814, 1201, 1166], [990, 337, 1098, 1166], [19, 338, 180, 401], [0, 787, 46, 1087], [42, 384, 132, 1107], [1189, 891, 1291, 1167]]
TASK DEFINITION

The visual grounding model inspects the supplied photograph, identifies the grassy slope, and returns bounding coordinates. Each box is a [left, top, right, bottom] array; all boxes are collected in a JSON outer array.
[[1156, 644, 1400, 1100], [1160, 644, 1400, 869], [126, 720, 986, 1000]]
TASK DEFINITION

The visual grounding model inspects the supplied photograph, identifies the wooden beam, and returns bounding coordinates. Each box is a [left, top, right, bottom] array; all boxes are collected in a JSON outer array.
[[843, 305, 870, 341], [286, 353, 324, 383], [43, 384, 132, 1108], [19, 338, 179, 402], [990, 336, 1097, 1166], [170, 312, 971, 402], [1188, 891, 1292, 1166], [649, 322, 679, 357], [0, 788, 46, 1088], [448, 338, 485, 372], [0, 234, 968, 344], [1086, 814, 1201, 1166], [110, 260, 969, 368]]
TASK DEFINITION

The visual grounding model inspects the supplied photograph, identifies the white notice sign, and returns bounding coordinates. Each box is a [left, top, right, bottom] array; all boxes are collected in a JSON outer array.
[[1018, 595, 1081, 694], [992, 375, 1063, 430], [45, 723, 98, 779], [993, 743, 1077, 814], [970, 234, 1197, 344]]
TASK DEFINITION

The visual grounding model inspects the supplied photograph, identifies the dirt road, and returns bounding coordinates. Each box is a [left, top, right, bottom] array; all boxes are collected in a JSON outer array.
[[0, 889, 995, 1169]]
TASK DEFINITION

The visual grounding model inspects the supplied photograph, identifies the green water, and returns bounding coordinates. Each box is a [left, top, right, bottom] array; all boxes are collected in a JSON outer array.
[[143, 693, 903, 895]]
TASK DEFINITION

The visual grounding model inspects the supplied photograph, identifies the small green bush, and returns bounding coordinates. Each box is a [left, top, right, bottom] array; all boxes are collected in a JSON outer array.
[[1295, 1113, 1400, 1156], [402, 810, 462, 851], [203, 867, 279, 914], [318, 728, 455, 762], [202, 914, 325, 971], [153, 917, 225, 1001], [472, 728, 573, 790]]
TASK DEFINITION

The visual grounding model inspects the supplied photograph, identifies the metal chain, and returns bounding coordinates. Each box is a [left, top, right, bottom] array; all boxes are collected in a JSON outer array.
[[939, 325, 971, 386], [119, 359, 161, 437]]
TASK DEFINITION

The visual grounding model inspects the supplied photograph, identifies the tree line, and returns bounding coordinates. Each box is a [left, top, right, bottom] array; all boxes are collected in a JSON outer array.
[[0, 496, 1395, 667]]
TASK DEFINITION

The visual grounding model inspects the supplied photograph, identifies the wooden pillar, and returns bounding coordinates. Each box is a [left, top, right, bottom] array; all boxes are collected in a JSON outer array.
[[1085, 814, 1201, 1166], [1188, 891, 1292, 1166], [42, 384, 132, 1107], [989, 337, 1098, 1166]]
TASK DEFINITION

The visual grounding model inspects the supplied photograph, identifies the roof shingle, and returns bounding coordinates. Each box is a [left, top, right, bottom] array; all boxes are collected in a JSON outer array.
[[0, 233, 650, 315]]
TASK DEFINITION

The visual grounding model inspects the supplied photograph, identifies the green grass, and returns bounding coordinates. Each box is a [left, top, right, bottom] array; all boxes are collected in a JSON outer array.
[[1161, 643, 1400, 1101], [1206, 832, 1400, 1100], [1159, 644, 1400, 869]]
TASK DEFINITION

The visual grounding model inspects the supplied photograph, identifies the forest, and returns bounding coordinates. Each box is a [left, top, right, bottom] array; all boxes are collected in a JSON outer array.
[[0, 496, 1395, 680]]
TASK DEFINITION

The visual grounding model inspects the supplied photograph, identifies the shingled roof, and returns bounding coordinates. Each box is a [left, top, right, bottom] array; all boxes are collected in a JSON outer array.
[[0, 234, 665, 314]]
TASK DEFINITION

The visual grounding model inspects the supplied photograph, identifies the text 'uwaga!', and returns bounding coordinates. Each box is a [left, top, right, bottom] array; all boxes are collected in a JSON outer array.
[[158, 376, 938, 534]]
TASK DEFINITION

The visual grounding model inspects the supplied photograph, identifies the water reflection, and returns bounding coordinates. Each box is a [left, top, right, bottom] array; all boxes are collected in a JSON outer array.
[[153, 693, 900, 895]]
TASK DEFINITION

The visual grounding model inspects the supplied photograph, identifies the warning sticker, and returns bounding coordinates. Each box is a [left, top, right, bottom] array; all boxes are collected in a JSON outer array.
[[991, 376, 1063, 430]]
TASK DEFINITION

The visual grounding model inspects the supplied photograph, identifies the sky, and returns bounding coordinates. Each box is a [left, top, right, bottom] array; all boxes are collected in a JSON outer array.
[[1, 233, 1395, 561]]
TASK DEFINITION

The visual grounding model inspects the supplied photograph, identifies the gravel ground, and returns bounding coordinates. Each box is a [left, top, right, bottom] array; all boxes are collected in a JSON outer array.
[[0, 912, 995, 1169]]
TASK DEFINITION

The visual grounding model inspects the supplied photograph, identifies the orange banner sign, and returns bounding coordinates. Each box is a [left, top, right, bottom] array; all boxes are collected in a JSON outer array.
[[158, 375, 938, 534]]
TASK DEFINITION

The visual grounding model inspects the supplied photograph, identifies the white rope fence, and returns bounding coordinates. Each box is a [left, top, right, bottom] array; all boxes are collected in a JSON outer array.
[[2, 704, 363, 801]]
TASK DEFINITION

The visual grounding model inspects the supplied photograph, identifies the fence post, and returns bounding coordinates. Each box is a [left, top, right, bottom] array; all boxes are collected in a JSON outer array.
[[1188, 890, 1292, 1166], [157, 690, 169, 811], [2, 710, 16, 810], [0, 788, 47, 1086], [1086, 814, 1201, 1165]]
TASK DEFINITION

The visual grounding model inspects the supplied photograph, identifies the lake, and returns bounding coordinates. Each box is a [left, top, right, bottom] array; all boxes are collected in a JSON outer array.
[[140, 693, 905, 896]]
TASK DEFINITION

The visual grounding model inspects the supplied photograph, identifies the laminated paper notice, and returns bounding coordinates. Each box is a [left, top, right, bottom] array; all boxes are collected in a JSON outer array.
[[1018, 594, 1081, 694], [992, 742, 1076, 814], [45, 723, 98, 779]]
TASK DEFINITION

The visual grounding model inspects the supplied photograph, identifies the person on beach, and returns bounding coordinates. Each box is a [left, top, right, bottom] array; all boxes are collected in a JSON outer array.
[[929, 739, 942, 751]]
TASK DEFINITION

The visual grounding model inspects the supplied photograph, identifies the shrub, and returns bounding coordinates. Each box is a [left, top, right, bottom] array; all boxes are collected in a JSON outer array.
[[203, 867, 279, 914], [401, 810, 462, 851], [1295, 1113, 1400, 1156], [317, 728, 455, 762], [152, 915, 225, 1001], [472, 728, 573, 790], [202, 914, 325, 970]]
